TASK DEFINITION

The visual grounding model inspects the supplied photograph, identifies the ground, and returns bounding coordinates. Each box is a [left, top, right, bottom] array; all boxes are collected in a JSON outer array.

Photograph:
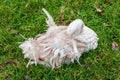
[[0, 0, 120, 80]]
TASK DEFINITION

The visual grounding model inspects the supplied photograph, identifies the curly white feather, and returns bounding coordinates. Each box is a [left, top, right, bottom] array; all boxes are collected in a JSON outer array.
[[19, 8, 99, 69]]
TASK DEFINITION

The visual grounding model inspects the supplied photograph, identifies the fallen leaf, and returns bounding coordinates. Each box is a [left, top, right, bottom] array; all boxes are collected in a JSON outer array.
[[104, 0, 113, 4], [103, 23, 111, 27], [112, 35, 117, 39], [95, 8, 105, 15], [112, 42, 119, 51], [5, 74, 11, 80], [6, 26, 11, 31], [66, 0, 70, 3], [11, 29, 18, 35], [5, 60, 17, 67], [98, 4, 103, 8]]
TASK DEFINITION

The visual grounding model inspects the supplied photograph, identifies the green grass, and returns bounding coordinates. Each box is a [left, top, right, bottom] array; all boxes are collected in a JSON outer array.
[[0, 0, 120, 80]]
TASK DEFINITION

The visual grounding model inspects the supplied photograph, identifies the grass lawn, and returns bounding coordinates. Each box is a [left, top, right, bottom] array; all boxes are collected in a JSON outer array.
[[0, 0, 120, 80]]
